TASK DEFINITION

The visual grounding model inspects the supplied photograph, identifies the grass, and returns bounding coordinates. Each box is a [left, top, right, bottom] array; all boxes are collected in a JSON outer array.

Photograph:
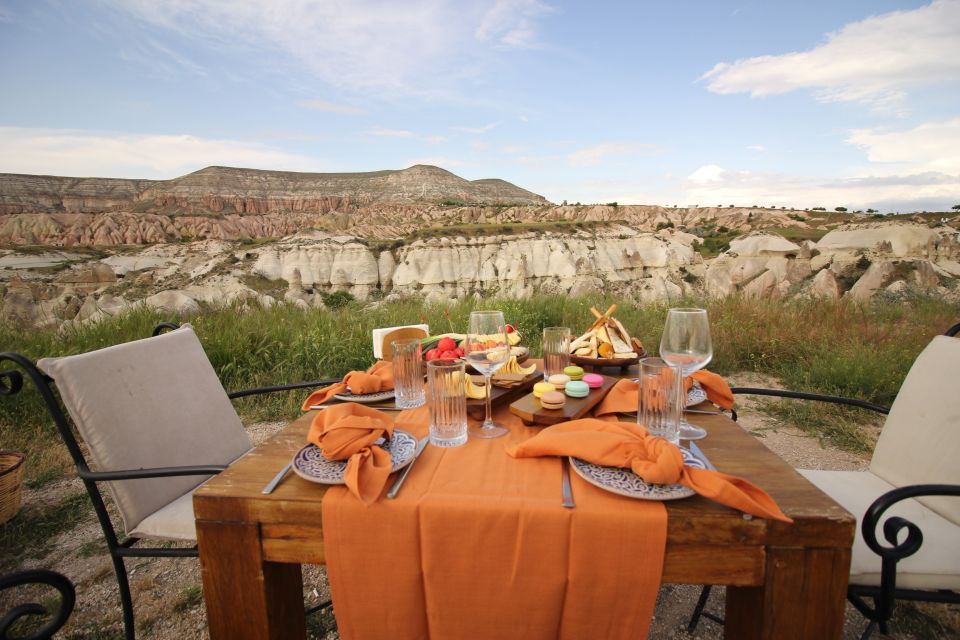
[[0, 294, 956, 486], [0, 492, 90, 566], [173, 585, 204, 612]]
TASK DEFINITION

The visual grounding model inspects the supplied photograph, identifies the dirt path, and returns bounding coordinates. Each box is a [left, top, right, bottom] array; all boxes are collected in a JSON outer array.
[[3, 377, 957, 639]]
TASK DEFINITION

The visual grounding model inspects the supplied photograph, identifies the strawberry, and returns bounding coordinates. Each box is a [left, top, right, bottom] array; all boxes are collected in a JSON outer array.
[[505, 324, 515, 333], [437, 337, 457, 352], [425, 348, 442, 361], [440, 350, 458, 360]]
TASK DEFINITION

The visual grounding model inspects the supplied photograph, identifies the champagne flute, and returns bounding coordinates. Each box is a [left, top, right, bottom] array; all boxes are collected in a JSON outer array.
[[465, 310, 511, 438], [659, 308, 713, 440]]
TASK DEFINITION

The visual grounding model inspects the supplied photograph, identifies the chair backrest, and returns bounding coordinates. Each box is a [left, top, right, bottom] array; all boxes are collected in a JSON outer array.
[[37, 325, 252, 535], [870, 335, 960, 525]]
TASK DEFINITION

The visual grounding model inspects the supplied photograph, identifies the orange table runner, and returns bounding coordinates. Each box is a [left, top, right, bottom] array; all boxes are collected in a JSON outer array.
[[321, 404, 667, 639]]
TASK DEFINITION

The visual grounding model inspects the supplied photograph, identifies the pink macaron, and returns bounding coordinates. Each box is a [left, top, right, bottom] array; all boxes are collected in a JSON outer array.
[[582, 373, 604, 389]]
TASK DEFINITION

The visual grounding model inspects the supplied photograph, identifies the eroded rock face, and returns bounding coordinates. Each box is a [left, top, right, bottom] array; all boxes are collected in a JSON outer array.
[[1, 221, 959, 328]]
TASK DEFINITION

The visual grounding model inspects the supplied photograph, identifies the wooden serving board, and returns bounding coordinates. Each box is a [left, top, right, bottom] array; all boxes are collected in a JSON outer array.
[[467, 371, 543, 418], [508, 374, 619, 426]]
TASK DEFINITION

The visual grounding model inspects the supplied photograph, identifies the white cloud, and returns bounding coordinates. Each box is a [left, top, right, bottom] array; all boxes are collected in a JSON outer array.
[[425, 135, 449, 144], [475, 0, 553, 49], [687, 165, 726, 183], [106, 0, 553, 95], [500, 145, 526, 154], [0, 127, 324, 178], [297, 99, 364, 114], [702, 0, 960, 107], [567, 142, 658, 167], [365, 127, 415, 138], [452, 122, 500, 134], [846, 118, 960, 175], [677, 165, 959, 211], [747, 144, 766, 152]]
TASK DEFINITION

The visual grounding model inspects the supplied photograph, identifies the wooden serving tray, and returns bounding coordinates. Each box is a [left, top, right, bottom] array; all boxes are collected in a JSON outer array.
[[467, 370, 543, 419], [570, 352, 644, 371], [508, 374, 619, 426]]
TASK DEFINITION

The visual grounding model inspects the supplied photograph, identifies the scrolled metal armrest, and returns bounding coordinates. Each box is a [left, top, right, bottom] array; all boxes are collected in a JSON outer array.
[[861, 484, 960, 560], [78, 464, 228, 482], [0, 569, 76, 640], [730, 387, 890, 415]]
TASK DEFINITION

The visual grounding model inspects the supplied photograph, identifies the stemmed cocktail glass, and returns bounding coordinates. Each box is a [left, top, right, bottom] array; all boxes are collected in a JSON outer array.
[[465, 310, 511, 438], [659, 308, 713, 441]]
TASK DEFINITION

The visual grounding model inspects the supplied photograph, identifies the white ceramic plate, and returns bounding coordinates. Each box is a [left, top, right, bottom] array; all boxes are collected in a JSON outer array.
[[332, 389, 396, 404], [569, 447, 707, 500], [291, 429, 417, 484]]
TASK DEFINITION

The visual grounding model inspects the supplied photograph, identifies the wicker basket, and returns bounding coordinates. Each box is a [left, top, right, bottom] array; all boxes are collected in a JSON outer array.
[[0, 451, 26, 525]]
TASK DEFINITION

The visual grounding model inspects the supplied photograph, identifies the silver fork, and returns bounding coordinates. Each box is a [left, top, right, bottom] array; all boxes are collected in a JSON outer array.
[[561, 458, 575, 509]]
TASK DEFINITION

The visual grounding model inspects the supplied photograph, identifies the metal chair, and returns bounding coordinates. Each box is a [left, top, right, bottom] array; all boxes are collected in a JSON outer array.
[[0, 323, 338, 640], [689, 322, 960, 640], [0, 569, 75, 640]]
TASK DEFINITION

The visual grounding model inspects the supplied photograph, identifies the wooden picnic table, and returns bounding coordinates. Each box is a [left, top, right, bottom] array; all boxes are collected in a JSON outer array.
[[193, 368, 854, 640]]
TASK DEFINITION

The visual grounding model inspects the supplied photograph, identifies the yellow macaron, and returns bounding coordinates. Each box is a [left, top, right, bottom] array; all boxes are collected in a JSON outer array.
[[533, 382, 556, 398]]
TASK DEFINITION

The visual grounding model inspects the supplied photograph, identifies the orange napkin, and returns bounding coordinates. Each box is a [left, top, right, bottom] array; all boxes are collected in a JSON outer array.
[[594, 369, 734, 417], [690, 370, 734, 410], [300, 360, 395, 409], [307, 403, 395, 504], [506, 419, 792, 522]]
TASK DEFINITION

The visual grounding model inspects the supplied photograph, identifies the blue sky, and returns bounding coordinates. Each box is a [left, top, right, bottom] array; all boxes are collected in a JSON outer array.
[[1, 0, 958, 211]]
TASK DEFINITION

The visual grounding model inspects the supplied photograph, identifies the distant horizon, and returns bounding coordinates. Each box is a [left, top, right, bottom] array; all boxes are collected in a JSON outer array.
[[3, 161, 959, 215]]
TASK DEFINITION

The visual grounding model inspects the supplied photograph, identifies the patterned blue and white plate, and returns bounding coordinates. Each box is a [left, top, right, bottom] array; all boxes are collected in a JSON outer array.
[[686, 386, 707, 406], [569, 447, 707, 501], [291, 429, 418, 485], [333, 389, 396, 404]]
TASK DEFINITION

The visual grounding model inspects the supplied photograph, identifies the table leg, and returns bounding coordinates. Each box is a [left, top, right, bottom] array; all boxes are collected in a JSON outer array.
[[197, 520, 306, 640], [725, 546, 851, 639]]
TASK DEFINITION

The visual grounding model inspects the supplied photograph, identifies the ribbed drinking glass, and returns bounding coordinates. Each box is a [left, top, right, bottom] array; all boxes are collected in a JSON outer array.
[[426, 359, 468, 448], [392, 338, 425, 409], [637, 357, 682, 445], [542, 327, 571, 377]]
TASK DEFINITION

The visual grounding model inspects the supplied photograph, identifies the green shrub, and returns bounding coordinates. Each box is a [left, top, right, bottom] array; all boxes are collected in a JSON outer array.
[[321, 290, 356, 309]]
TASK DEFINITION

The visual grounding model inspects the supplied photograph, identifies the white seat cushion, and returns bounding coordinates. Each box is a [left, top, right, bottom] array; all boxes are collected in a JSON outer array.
[[129, 490, 198, 541], [800, 469, 960, 591], [870, 335, 960, 525], [38, 325, 252, 536]]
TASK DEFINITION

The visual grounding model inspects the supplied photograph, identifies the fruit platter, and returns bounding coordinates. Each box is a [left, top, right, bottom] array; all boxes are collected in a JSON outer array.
[[569, 304, 645, 370], [421, 324, 528, 363]]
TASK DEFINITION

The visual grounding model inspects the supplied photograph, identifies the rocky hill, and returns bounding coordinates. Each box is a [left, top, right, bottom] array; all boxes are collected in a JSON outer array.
[[0, 164, 548, 217], [1, 164, 958, 327]]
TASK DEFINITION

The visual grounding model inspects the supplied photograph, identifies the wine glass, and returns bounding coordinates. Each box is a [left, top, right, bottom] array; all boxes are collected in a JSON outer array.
[[464, 310, 511, 438], [659, 308, 713, 440]]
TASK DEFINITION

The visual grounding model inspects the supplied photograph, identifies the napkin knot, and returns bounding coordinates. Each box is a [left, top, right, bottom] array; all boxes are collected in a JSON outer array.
[[308, 403, 396, 504], [301, 360, 395, 409]]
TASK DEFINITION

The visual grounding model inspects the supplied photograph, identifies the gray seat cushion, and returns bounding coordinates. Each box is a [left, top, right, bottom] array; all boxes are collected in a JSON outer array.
[[38, 324, 252, 537]]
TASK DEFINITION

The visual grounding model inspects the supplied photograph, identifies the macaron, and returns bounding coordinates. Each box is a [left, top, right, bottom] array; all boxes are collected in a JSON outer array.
[[533, 381, 556, 398], [563, 365, 584, 381], [540, 391, 566, 410], [547, 373, 570, 390], [582, 373, 604, 389], [565, 380, 589, 398]]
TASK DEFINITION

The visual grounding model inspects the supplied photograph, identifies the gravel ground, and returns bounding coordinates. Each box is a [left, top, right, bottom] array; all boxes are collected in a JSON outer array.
[[3, 377, 957, 639]]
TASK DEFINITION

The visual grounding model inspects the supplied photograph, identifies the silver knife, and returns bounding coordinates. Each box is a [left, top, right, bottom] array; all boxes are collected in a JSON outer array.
[[262, 462, 292, 494], [689, 441, 717, 471], [386, 436, 430, 499], [561, 458, 575, 509]]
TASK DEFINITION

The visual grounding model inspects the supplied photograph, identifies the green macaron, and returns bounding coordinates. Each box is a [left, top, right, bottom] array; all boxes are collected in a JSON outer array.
[[563, 365, 584, 381], [565, 380, 589, 398]]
